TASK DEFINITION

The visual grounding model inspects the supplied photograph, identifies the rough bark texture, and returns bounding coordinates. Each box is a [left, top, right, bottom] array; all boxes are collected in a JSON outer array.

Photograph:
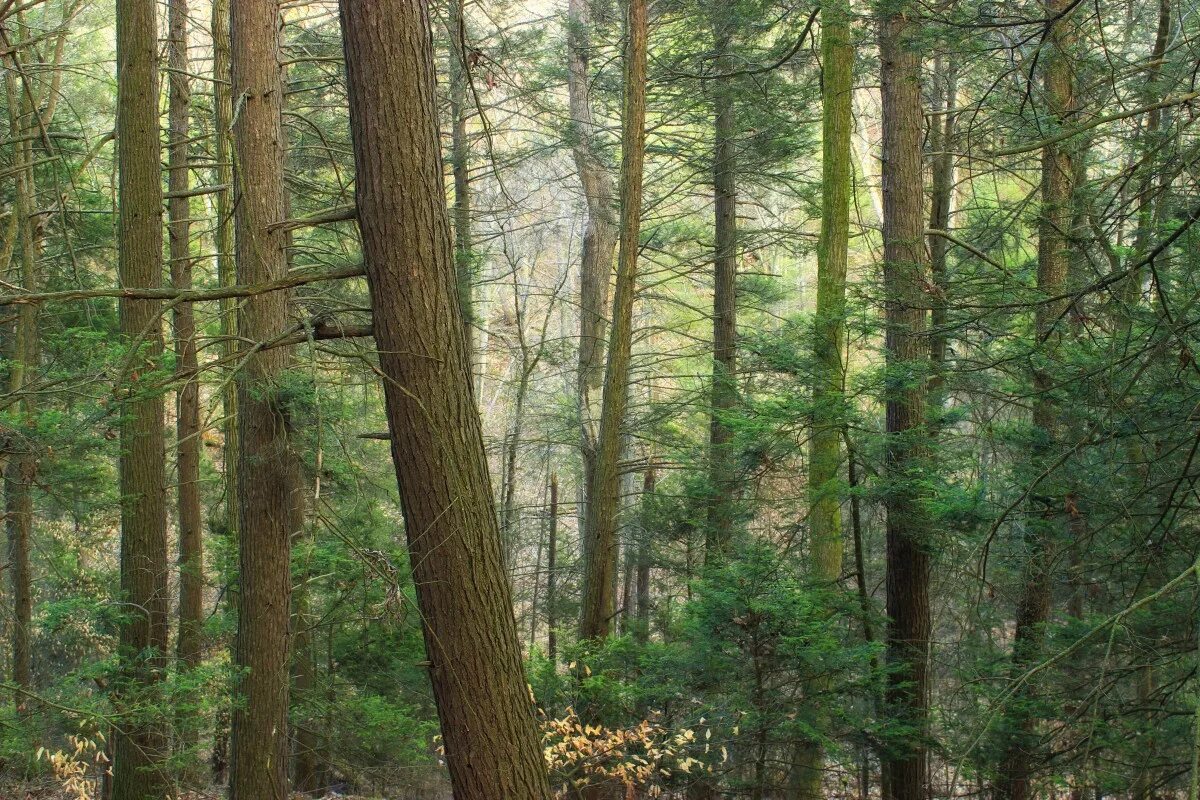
[[792, 2, 854, 795], [580, 0, 648, 643], [112, 0, 171, 797], [995, 1, 1076, 798], [567, 0, 619, 546], [228, 0, 297, 795], [448, 0, 474, 339], [878, 3, 932, 799], [169, 0, 203, 681], [705, 5, 738, 560], [337, 1, 553, 797]]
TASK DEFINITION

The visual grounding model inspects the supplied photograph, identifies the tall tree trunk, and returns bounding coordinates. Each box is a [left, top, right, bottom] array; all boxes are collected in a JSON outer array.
[[547, 472, 559, 663], [705, 3, 738, 560], [995, 1, 1076, 797], [168, 0, 204, 749], [567, 0, 619, 549], [112, 0, 171, 796], [4, 64, 36, 716], [927, 55, 956, 410], [337, 1, 553, 796], [580, 0, 648, 643], [878, 1, 932, 798], [228, 0, 297, 795], [791, 1, 853, 795], [210, 0, 235, 782], [1124, 0, 1171, 313]]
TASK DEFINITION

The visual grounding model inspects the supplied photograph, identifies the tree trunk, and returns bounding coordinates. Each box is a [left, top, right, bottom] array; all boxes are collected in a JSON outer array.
[[568, 0, 619, 550], [581, 0, 648, 643], [995, 1, 1076, 797], [878, 1, 932, 798], [791, 1, 853, 795], [112, 0, 171, 796], [634, 464, 654, 644], [210, 0, 235, 782], [547, 472, 559, 663], [292, 495, 320, 796], [447, 0, 474, 341], [705, 4, 738, 561], [228, 0, 298, 795], [926, 55, 956, 410], [168, 0, 204, 719], [337, 1, 553, 796], [3, 64, 36, 716]]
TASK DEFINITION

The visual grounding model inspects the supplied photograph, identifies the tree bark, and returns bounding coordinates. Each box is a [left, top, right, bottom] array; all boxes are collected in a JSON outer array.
[[448, 0, 474, 343], [995, 1, 1077, 797], [791, 1, 854, 795], [3, 62, 36, 716], [567, 0, 619, 549], [169, 0, 203, 696], [634, 463, 654, 644], [337, 1, 553, 796], [228, 0, 298, 796], [210, 0, 235, 782], [926, 55, 956, 410], [705, 3, 738, 561], [112, 0, 171, 796], [878, 2, 932, 798], [580, 0, 648, 643], [547, 472, 559, 663]]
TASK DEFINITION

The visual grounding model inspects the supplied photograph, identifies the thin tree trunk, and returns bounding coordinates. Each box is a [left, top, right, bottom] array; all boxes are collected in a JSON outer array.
[[228, 0, 298, 795], [292, 495, 319, 796], [791, 0, 853, 794], [878, 1, 932, 797], [447, 0, 474, 341], [337, 1, 553, 796], [210, 0, 235, 783], [567, 0, 619, 549], [635, 464, 654, 644], [580, 0, 648, 643], [112, 0, 171, 796], [1124, 0, 1171, 312], [927, 55, 957, 410], [547, 472, 559, 663], [168, 0, 204, 738], [3, 64, 35, 716], [995, 1, 1076, 798], [704, 3, 738, 561]]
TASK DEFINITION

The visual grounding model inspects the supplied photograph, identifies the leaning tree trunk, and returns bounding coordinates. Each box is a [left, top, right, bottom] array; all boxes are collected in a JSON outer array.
[[337, 0, 553, 796], [791, 1, 854, 796], [580, 0, 648, 644], [995, 1, 1077, 798], [227, 0, 299, 796], [112, 0, 171, 797], [447, 0, 474, 342], [878, 2, 932, 799], [705, 1, 738, 561]]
